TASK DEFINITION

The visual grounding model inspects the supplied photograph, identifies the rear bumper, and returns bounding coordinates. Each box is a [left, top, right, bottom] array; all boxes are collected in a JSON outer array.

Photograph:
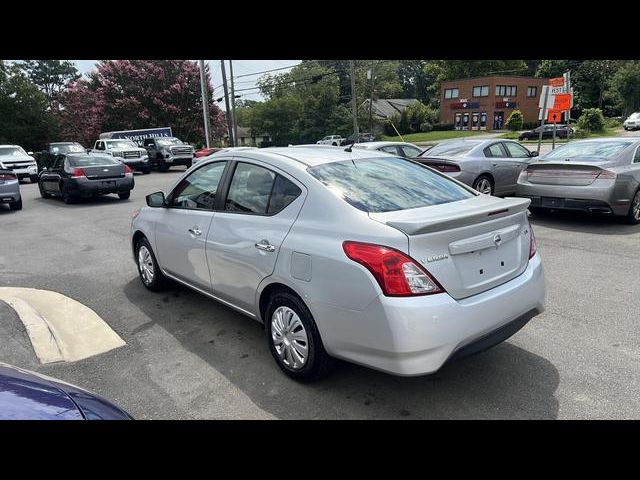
[[0, 181, 21, 202], [516, 180, 628, 215], [310, 254, 545, 376], [66, 176, 135, 195]]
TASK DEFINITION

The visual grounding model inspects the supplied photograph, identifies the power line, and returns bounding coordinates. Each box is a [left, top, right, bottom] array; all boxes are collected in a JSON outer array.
[[233, 63, 301, 79]]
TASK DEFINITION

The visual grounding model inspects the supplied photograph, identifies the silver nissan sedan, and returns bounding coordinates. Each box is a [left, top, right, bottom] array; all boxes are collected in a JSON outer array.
[[131, 147, 545, 381], [516, 138, 640, 224]]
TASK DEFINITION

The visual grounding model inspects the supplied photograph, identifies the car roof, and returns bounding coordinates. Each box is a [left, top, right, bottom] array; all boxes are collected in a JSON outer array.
[[225, 146, 387, 169], [352, 141, 418, 149]]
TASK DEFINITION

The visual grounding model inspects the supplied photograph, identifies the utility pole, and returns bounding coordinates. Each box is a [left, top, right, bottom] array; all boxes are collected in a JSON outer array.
[[198, 60, 211, 148], [565, 71, 572, 144], [350, 60, 359, 138], [220, 60, 234, 147], [368, 63, 375, 133], [229, 60, 238, 147]]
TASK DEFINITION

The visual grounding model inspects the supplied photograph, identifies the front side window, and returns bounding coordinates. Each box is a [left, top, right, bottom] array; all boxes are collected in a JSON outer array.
[[444, 88, 459, 99], [307, 157, 473, 213], [503, 142, 531, 158], [400, 145, 423, 158], [169, 161, 227, 210], [634, 146, 640, 163]]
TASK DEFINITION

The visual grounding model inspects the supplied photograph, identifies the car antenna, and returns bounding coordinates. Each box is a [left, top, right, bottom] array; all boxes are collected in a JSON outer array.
[[344, 136, 356, 152]]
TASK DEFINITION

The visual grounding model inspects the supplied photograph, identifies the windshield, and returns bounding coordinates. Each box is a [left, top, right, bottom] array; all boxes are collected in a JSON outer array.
[[420, 142, 475, 157], [157, 138, 183, 146], [544, 141, 632, 160], [0, 146, 28, 156], [68, 155, 120, 167], [51, 143, 84, 154], [106, 140, 138, 149], [307, 157, 473, 213]]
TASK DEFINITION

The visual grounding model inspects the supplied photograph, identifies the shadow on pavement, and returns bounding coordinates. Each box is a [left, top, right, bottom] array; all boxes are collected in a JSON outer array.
[[529, 210, 639, 236], [123, 277, 560, 420]]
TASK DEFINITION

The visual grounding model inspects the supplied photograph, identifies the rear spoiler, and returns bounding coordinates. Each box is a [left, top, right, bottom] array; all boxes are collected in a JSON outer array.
[[386, 197, 531, 235]]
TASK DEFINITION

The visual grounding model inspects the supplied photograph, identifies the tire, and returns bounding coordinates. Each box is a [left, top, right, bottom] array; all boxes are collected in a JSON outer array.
[[185, 160, 192, 169], [9, 198, 22, 210], [38, 182, 50, 198], [118, 191, 131, 200], [141, 166, 151, 174], [265, 290, 335, 382], [332, 142, 337, 146], [135, 237, 167, 291], [623, 189, 640, 225], [30, 175, 39, 183], [473, 175, 494, 195], [157, 156, 170, 172]]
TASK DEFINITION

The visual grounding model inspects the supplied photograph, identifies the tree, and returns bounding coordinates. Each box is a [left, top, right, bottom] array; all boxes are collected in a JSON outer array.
[[611, 61, 640, 116], [535, 60, 569, 78], [248, 96, 303, 146], [577, 108, 606, 133], [0, 61, 56, 150], [57, 79, 104, 146], [505, 110, 524, 131], [58, 60, 227, 145], [19, 60, 80, 111], [578, 60, 620, 110]]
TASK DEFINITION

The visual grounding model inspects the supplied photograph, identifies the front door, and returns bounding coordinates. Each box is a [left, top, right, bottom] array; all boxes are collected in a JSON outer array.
[[207, 160, 305, 314], [493, 112, 505, 130], [480, 112, 487, 130], [454, 113, 462, 130], [41, 155, 64, 194], [154, 160, 228, 291], [471, 112, 480, 131], [462, 113, 470, 130]]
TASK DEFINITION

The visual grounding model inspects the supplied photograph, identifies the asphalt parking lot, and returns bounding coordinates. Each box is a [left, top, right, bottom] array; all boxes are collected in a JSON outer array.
[[1, 167, 639, 419]]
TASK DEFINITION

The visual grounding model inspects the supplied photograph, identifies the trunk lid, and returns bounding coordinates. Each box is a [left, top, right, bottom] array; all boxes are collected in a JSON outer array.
[[370, 195, 532, 300], [82, 164, 125, 180], [526, 159, 616, 186]]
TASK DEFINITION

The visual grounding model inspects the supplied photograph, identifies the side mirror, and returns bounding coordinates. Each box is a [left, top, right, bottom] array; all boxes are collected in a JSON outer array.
[[27, 151, 34, 155], [529, 151, 539, 157], [146, 191, 166, 208]]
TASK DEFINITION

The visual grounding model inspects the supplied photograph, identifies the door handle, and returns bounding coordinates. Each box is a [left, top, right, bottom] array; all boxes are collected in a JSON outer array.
[[255, 240, 275, 252], [492, 163, 498, 167], [188, 226, 202, 236]]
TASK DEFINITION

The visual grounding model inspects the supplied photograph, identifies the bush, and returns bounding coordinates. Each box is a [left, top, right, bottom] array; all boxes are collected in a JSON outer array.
[[604, 117, 623, 129], [384, 113, 401, 136], [432, 123, 455, 131], [505, 110, 524, 131], [577, 108, 606, 133], [420, 122, 433, 132]]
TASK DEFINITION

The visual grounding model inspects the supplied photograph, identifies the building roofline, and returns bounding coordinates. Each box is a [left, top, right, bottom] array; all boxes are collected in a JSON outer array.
[[441, 75, 550, 83]]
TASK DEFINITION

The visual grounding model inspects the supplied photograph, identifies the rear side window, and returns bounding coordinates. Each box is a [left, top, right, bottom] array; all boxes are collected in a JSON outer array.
[[225, 162, 301, 215], [484, 143, 507, 158], [307, 157, 473, 213]]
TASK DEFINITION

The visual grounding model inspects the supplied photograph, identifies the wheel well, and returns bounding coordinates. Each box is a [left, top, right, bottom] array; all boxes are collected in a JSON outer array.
[[132, 231, 147, 257], [259, 283, 302, 323], [474, 172, 495, 186]]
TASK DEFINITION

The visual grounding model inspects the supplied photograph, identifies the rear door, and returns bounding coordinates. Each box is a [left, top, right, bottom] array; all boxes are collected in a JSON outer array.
[[206, 160, 305, 313], [154, 160, 229, 291], [483, 142, 512, 195], [502, 141, 533, 192]]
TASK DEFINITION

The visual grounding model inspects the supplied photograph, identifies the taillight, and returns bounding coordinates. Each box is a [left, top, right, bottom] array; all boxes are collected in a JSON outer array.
[[342, 241, 445, 296], [124, 165, 133, 174], [528, 220, 537, 259], [0, 173, 17, 181], [597, 169, 616, 180], [71, 167, 86, 178], [426, 162, 461, 173]]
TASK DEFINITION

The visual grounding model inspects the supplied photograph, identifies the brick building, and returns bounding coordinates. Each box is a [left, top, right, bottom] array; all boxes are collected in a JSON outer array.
[[439, 76, 549, 130]]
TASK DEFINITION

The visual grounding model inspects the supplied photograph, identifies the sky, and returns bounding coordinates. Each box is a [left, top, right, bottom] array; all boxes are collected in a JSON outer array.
[[73, 60, 301, 108]]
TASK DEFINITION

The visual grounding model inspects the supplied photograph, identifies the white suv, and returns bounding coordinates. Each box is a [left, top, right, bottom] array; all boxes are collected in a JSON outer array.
[[623, 112, 640, 131], [0, 145, 38, 183], [316, 135, 343, 146]]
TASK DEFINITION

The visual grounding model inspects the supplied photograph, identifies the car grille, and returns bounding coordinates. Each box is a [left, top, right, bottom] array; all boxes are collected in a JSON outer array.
[[170, 146, 193, 156], [122, 151, 141, 159]]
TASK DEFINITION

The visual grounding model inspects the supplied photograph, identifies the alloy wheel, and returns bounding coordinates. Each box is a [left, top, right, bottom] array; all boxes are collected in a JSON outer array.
[[633, 191, 640, 221], [138, 246, 154, 285], [271, 306, 309, 370], [475, 178, 493, 195]]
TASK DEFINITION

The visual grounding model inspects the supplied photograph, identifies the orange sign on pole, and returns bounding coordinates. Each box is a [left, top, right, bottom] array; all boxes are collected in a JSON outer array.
[[547, 109, 563, 123], [553, 93, 571, 111], [549, 77, 565, 87]]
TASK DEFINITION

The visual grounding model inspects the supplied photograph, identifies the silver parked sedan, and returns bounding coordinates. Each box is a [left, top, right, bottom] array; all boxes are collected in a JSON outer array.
[[415, 138, 539, 196], [352, 141, 425, 159], [516, 138, 640, 224], [0, 169, 22, 210], [131, 147, 545, 380]]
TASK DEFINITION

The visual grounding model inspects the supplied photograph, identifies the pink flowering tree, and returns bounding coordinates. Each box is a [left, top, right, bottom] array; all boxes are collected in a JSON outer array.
[[59, 60, 227, 146]]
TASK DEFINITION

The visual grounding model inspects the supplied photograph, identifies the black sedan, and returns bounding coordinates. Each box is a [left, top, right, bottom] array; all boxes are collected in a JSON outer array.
[[519, 124, 574, 140], [38, 152, 134, 204]]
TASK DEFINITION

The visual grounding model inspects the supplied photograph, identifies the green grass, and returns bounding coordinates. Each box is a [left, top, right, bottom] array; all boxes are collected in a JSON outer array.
[[512, 127, 622, 143], [380, 130, 488, 143]]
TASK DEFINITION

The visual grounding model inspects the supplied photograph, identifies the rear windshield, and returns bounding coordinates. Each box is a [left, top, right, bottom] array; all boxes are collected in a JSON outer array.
[[544, 141, 632, 160], [307, 157, 473, 213], [420, 142, 475, 157], [68, 155, 120, 166]]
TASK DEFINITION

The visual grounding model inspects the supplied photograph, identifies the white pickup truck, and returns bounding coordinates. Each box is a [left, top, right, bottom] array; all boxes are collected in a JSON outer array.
[[316, 135, 344, 146], [93, 139, 150, 173], [0, 145, 38, 183]]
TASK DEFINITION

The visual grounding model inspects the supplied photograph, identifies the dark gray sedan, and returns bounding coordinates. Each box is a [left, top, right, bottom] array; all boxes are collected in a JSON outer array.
[[516, 138, 640, 224], [415, 139, 539, 196]]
